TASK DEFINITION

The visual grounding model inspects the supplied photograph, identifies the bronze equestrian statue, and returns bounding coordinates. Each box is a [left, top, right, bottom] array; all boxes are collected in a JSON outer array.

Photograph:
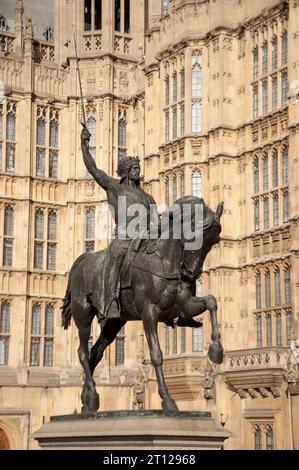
[[61, 127, 224, 413]]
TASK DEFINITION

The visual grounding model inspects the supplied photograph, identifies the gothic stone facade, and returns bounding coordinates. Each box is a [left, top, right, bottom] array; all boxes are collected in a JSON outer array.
[[0, 0, 298, 450]]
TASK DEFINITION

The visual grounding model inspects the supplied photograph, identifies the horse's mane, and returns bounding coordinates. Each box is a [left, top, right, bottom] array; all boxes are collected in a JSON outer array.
[[168, 196, 218, 231]]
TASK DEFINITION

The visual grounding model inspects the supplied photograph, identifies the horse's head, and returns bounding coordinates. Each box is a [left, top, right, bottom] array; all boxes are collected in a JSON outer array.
[[168, 196, 223, 281]]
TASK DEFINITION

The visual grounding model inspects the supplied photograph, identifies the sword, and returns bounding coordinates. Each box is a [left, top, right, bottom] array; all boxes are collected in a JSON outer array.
[[73, 33, 87, 128]]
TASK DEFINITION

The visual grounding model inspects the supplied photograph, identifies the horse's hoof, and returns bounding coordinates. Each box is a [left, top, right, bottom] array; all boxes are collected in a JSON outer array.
[[208, 342, 224, 364], [162, 399, 179, 413]]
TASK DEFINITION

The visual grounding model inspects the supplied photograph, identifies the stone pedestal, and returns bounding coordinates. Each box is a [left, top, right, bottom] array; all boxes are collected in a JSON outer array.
[[33, 410, 230, 450]]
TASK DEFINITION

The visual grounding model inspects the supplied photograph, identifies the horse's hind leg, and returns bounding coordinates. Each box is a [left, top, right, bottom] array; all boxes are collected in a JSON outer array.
[[89, 318, 126, 375], [74, 303, 99, 413]]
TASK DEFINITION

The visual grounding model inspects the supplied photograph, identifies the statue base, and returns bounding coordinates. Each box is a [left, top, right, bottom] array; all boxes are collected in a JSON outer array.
[[33, 410, 230, 450]]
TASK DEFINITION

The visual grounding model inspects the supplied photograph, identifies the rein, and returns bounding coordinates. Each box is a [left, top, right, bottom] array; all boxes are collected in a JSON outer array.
[[131, 263, 180, 280]]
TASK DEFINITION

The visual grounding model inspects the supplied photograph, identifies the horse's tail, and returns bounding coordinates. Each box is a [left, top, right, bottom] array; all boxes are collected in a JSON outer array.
[[61, 253, 88, 330]]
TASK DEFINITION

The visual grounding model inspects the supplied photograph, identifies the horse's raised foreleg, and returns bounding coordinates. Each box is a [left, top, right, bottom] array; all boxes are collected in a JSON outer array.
[[205, 295, 223, 365], [76, 319, 99, 413], [142, 305, 178, 412], [89, 318, 126, 375], [178, 293, 223, 364]]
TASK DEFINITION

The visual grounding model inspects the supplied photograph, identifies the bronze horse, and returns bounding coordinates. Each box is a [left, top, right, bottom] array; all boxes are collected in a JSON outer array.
[[61, 196, 224, 413]]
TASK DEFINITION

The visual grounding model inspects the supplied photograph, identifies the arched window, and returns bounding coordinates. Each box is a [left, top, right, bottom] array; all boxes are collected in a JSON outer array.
[[115, 326, 125, 365], [253, 157, 259, 193], [0, 16, 8, 31], [86, 116, 96, 162], [181, 328, 186, 353], [253, 46, 258, 79], [165, 177, 169, 206], [265, 271, 271, 307], [4, 206, 14, 236], [118, 118, 126, 161], [284, 267, 291, 304], [85, 207, 95, 252], [192, 170, 202, 198], [0, 302, 10, 365], [180, 173, 185, 197], [30, 304, 41, 366], [272, 150, 278, 187], [191, 101, 202, 133], [282, 146, 288, 186], [192, 54, 202, 96], [272, 36, 278, 70], [173, 176, 177, 202], [256, 271, 261, 310], [254, 425, 262, 450], [266, 314, 272, 347], [263, 154, 268, 190], [274, 269, 280, 305], [266, 426, 274, 450], [173, 327, 177, 354], [276, 313, 282, 347], [43, 26, 54, 42], [165, 326, 169, 355], [256, 316, 262, 348]]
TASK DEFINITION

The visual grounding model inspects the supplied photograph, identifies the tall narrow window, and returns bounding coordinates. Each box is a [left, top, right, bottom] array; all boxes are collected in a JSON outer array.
[[3, 205, 14, 267], [124, 0, 130, 33], [6, 103, 16, 172], [263, 197, 269, 230], [276, 313, 282, 347], [44, 304, 54, 366], [0, 16, 8, 31], [49, 113, 59, 178], [173, 176, 177, 202], [253, 47, 258, 79], [286, 311, 292, 345], [192, 171, 202, 198], [282, 32, 287, 65], [282, 147, 288, 186], [192, 101, 202, 133], [30, 304, 41, 366], [181, 328, 186, 353], [164, 111, 169, 142], [114, 0, 121, 32], [165, 178, 169, 206], [265, 271, 271, 307], [262, 43, 268, 75], [266, 315, 272, 347], [95, 0, 102, 30], [192, 64, 202, 96], [85, 207, 95, 252], [256, 272, 261, 309], [118, 118, 126, 161], [254, 425, 262, 450], [256, 316, 262, 348], [47, 211, 57, 270], [272, 76, 278, 112], [282, 72, 288, 107], [272, 36, 278, 70], [254, 200, 260, 231], [275, 269, 281, 305], [180, 68, 185, 99], [173, 327, 177, 354], [0, 105, 3, 169], [0, 302, 10, 365], [272, 151, 278, 187], [266, 426, 274, 450], [283, 192, 289, 223], [192, 327, 203, 352], [43, 26, 54, 42], [253, 158, 259, 193], [36, 116, 46, 176], [165, 76, 169, 106], [253, 85, 258, 118], [173, 72, 177, 102], [263, 155, 268, 191], [284, 267, 291, 304], [180, 173, 185, 197], [172, 107, 177, 139], [180, 104, 185, 136], [273, 193, 279, 226], [84, 0, 92, 31], [262, 80, 268, 115], [165, 327, 169, 355], [115, 326, 125, 365], [34, 209, 44, 269], [87, 115, 96, 163]]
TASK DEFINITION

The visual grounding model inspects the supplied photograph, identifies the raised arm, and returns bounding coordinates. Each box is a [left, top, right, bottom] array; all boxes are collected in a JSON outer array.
[[81, 126, 114, 191]]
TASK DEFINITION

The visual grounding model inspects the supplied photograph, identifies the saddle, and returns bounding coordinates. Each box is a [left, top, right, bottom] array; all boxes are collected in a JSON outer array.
[[120, 238, 157, 289]]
